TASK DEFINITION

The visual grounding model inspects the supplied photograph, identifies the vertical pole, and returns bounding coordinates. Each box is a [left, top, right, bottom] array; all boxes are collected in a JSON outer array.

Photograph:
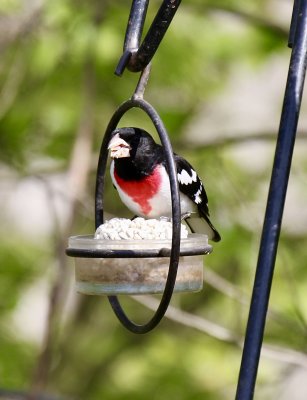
[[235, 2, 307, 399]]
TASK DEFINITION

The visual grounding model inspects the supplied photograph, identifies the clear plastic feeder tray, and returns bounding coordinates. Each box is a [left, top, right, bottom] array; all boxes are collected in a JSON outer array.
[[67, 234, 211, 295]]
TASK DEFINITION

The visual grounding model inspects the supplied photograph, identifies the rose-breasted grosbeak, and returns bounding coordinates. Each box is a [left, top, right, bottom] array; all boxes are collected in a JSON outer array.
[[108, 127, 221, 242]]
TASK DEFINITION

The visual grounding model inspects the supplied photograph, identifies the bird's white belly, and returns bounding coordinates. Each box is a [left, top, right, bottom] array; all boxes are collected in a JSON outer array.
[[146, 167, 195, 217], [147, 184, 193, 218]]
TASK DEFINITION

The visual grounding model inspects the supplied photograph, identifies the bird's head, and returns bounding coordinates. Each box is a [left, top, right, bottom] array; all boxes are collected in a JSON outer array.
[[108, 127, 157, 160], [108, 128, 133, 159]]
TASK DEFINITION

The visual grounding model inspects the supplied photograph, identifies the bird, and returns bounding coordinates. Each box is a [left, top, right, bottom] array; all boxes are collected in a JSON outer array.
[[108, 127, 221, 242]]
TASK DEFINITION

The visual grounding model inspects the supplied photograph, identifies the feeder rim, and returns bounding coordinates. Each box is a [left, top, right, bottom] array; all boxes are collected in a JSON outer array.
[[66, 245, 212, 259], [66, 233, 212, 258]]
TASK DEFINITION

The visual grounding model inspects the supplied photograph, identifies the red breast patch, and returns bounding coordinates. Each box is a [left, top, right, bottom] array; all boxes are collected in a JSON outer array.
[[114, 166, 162, 215]]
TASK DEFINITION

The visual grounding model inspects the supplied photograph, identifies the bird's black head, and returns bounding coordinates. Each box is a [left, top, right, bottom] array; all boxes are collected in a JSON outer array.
[[108, 127, 162, 180], [109, 127, 157, 158]]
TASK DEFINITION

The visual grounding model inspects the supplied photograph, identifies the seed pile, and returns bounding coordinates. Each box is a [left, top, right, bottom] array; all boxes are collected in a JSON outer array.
[[94, 217, 188, 240]]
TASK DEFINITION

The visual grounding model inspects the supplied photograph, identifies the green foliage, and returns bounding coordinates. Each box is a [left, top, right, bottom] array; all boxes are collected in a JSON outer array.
[[0, 333, 37, 390], [0, 1, 305, 400], [0, 238, 43, 390], [0, 238, 42, 314]]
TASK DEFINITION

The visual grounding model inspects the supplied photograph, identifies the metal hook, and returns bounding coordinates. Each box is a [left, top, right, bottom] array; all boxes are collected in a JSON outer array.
[[132, 62, 152, 99], [115, 0, 181, 76]]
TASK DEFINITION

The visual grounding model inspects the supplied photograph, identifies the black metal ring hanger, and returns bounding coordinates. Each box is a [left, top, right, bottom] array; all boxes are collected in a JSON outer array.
[[95, 65, 182, 334]]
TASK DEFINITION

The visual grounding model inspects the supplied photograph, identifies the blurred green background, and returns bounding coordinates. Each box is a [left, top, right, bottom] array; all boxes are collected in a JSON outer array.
[[1, 0, 307, 399]]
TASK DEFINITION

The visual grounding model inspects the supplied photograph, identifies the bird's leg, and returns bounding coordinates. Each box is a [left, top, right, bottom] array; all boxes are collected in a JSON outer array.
[[159, 216, 171, 222], [159, 213, 191, 223], [181, 212, 191, 221]]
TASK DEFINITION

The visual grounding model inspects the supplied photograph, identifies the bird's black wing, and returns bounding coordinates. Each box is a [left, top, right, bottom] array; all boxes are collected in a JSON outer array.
[[174, 155, 221, 242], [174, 155, 209, 216]]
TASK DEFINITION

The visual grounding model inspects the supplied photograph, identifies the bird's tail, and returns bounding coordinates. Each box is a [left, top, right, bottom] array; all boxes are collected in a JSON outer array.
[[184, 211, 221, 242]]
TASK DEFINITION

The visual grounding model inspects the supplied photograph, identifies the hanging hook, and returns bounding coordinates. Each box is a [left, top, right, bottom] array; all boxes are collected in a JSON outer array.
[[132, 62, 152, 99], [115, 0, 181, 76]]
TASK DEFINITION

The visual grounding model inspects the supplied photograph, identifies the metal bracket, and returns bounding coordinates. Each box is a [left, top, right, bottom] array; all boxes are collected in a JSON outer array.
[[115, 0, 181, 76]]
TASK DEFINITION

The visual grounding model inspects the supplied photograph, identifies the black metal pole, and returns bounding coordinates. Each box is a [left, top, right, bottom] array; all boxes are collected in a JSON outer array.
[[235, 2, 307, 399], [288, 0, 302, 48]]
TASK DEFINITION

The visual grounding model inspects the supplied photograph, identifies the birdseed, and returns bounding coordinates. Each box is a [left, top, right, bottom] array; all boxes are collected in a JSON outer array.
[[94, 217, 188, 240]]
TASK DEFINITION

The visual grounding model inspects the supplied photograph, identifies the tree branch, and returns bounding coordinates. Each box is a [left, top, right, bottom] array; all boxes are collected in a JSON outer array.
[[29, 59, 96, 397], [132, 295, 307, 369], [177, 130, 307, 151], [204, 267, 306, 335], [0, 0, 44, 52], [206, 3, 288, 38], [0, 51, 25, 119]]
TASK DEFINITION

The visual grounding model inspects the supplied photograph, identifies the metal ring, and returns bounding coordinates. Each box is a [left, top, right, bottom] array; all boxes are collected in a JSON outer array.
[[95, 97, 181, 333], [66, 246, 212, 259]]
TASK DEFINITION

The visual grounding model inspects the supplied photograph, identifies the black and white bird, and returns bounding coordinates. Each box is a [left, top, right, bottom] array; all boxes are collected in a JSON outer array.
[[108, 127, 221, 242]]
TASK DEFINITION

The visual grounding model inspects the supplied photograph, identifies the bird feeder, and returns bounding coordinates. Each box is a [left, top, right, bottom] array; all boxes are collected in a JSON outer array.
[[67, 233, 210, 296], [66, 64, 213, 333]]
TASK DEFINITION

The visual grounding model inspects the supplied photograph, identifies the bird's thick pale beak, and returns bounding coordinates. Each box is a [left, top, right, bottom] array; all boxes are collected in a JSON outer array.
[[108, 134, 131, 158]]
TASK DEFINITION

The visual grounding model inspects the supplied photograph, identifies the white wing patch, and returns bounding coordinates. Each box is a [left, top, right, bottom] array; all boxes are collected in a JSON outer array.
[[194, 187, 202, 204], [177, 169, 197, 185]]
